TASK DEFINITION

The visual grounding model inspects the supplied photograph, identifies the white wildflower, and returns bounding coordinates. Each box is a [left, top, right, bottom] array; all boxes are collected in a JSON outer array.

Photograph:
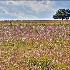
[[22, 37, 26, 41]]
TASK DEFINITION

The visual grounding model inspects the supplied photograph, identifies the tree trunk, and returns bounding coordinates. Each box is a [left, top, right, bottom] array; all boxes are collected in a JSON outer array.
[[62, 18, 63, 20]]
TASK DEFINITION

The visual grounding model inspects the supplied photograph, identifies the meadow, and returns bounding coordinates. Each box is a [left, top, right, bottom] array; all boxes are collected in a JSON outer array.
[[0, 21, 70, 70]]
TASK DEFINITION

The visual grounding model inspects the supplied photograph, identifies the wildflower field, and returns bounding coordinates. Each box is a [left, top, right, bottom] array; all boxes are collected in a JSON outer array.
[[0, 21, 70, 70]]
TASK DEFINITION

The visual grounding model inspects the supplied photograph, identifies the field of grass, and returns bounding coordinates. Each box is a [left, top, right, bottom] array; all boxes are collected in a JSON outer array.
[[0, 21, 70, 70]]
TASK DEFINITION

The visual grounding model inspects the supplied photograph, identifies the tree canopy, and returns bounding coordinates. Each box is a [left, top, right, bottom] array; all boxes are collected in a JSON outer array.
[[53, 9, 70, 20]]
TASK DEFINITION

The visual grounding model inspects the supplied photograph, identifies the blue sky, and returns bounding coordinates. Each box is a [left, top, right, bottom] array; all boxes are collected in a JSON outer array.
[[0, 0, 70, 20]]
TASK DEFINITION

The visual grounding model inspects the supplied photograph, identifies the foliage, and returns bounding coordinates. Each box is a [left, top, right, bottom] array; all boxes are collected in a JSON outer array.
[[53, 9, 70, 20]]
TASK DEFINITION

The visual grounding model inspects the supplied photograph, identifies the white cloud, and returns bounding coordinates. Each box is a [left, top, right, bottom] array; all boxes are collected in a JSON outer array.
[[5, 1, 25, 5], [9, 12, 38, 19], [0, 5, 38, 19], [5, 0, 55, 13], [25, 1, 55, 13], [0, 6, 8, 14], [0, 0, 55, 19]]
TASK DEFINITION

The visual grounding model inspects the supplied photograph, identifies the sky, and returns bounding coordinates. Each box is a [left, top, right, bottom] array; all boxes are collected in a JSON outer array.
[[0, 0, 70, 20]]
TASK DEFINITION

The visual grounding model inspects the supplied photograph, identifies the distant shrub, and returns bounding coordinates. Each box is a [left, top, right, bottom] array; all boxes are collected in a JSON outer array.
[[10, 21, 12, 26]]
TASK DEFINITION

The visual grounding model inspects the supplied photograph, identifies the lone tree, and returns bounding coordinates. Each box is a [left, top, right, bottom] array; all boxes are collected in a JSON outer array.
[[53, 9, 70, 20]]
